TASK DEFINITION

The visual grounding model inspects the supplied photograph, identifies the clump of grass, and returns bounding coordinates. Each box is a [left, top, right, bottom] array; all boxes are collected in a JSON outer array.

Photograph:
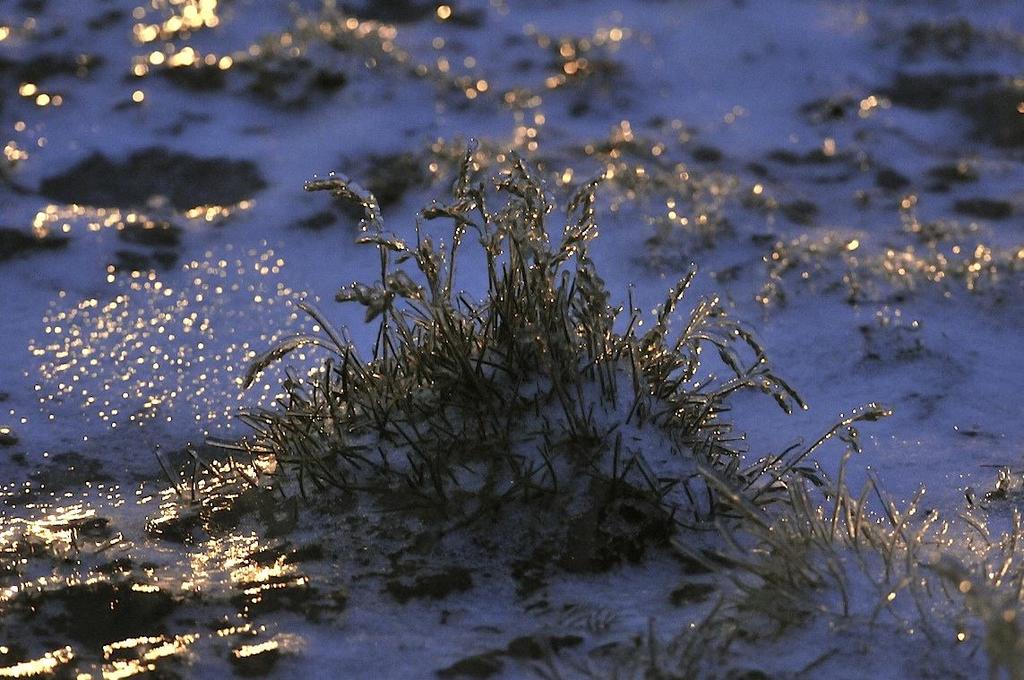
[[593, 445, 1024, 679], [232, 147, 805, 550]]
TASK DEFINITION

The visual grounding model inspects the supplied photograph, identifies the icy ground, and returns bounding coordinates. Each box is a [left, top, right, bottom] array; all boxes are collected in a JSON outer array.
[[0, 0, 1022, 677]]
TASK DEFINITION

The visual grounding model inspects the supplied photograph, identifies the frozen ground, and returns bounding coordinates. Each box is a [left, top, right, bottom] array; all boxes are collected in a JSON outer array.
[[0, 0, 1022, 677]]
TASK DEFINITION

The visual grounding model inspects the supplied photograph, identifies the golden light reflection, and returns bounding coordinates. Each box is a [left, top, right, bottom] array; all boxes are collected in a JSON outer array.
[[28, 231, 304, 437], [183, 200, 252, 222], [101, 634, 198, 679], [0, 647, 74, 678], [234, 639, 278, 658], [172, 511, 310, 617], [232, 634, 303, 664], [3, 142, 28, 164], [759, 228, 1024, 305], [0, 453, 324, 675], [133, 0, 220, 44], [131, 2, 487, 111], [858, 94, 891, 118], [31, 201, 252, 240], [525, 22, 629, 96], [0, 504, 109, 575]]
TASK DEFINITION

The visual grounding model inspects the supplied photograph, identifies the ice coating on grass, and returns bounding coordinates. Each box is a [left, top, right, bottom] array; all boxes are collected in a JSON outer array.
[[0, 0, 1023, 676]]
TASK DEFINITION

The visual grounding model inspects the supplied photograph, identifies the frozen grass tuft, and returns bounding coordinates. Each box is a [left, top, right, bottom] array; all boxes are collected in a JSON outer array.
[[230, 147, 806, 551]]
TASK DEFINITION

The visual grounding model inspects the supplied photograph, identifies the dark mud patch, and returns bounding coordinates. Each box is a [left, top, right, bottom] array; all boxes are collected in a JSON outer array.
[[926, 161, 978, 191], [294, 210, 339, 231], [800, 95, 857, 123], [87, 8, 124, 31], [111, 249, 179, 272], [0, 227, 68, 262], [882, 72, 1000, 111], [345, 0, 482, 25], [860, 320, 925, 363], [436, 652, 504, 679], [965, 83, 1024, 148], [156, 111, 212, 137], [900, 19, 979, 61], [883, 73, 1023, 148], [248, 541, 326, 567], [344, 0, 436, 23], [242, 60, 347, 108], [880, 71, 1024, 147], [0, 52, 103, 84], [557, 483, 675, 573], [765, 148, 858, 183], [669, 582, 715, 606], [435, 634, 583, 678], [971, 468, 1024, 509], [159, 63, 227, 91], [38, 148, 267, 210], [954, 197, 1013, 219], [779, 199, 819, 225], [0, 426, 18, 447], [7, 452, 115, 503], [875, 168, 911, 191], [504, 634, 583, 659], [386, 565, 473, 603], [767, 148, 854, 166], [511, 548, 550, 598], [112, 217, 183, 271], [6, 580, 178, 648], [0, 645, 28, 668], [690, 145, 723, 163], [345, 152, 430, 208], [117, 219, 183, 248]]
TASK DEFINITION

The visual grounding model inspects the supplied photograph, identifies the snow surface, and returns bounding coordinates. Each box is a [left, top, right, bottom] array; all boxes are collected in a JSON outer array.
[[0, 0, 1022, 677]]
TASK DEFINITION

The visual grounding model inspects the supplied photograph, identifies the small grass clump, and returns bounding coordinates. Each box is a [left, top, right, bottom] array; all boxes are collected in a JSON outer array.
[[232, 147, 807, 559], [590, 450, 1024, 679]]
